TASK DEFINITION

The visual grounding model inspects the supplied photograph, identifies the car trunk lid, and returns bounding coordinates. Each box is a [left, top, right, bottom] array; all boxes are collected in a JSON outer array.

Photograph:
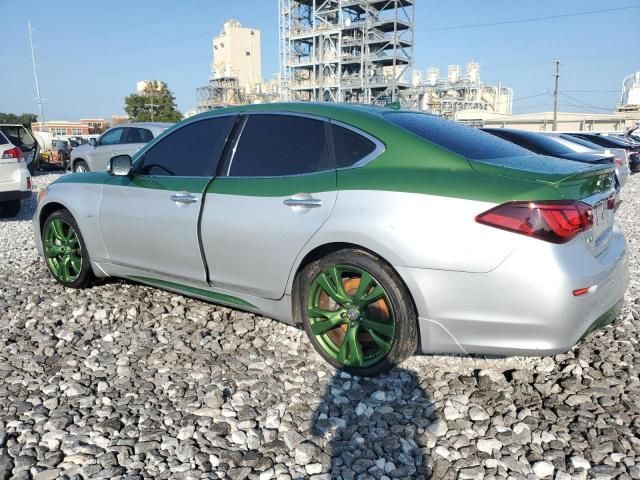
[[469, 154, 617, 257]]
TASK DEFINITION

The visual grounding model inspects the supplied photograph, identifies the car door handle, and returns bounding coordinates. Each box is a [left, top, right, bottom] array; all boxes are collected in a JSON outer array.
[[283, 197, 322, 208], [170, 192, 198, 204]]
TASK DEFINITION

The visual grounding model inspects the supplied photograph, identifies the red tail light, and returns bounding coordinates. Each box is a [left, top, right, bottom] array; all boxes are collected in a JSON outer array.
[[476, 201, 593, 244], [2, 146, 23, 160]]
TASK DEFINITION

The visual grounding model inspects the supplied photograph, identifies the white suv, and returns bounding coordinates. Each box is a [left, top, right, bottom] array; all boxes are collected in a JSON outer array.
[[0, 130, 32, 217]]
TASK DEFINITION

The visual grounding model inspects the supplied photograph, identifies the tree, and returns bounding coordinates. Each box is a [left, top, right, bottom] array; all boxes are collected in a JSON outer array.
[[124, 81, 183, 123], [0, 113, 38, 129]]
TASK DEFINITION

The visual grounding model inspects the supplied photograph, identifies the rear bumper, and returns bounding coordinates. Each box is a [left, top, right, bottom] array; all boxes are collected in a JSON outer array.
[[399, 226, 629, 356], [0, 190, 31, 201]]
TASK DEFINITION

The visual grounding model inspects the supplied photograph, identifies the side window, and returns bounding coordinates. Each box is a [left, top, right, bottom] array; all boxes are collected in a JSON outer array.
[[331, 123, 377, 168], [99, 128, 124, 146], [227, 114, 330, 177], [139, 116, 236, 177], [123, 127, 153, 144], [139, 128, 154, 143]]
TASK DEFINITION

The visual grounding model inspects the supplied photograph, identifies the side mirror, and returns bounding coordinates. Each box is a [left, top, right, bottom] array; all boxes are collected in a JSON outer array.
[[108, 155, 132, 176], [88, 138, 97, 147]]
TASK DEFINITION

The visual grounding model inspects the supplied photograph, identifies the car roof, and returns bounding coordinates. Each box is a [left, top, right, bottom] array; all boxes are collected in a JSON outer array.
[[189, 102, 407, 125], [0, 124, 29, 128], [114, 122, 173, 128]]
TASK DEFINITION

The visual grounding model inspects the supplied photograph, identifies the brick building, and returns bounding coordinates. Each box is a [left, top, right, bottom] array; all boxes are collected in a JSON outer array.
[[31, 118, 108, 137]]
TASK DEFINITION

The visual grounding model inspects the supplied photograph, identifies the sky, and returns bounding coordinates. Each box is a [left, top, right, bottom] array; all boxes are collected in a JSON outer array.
[[1, 0, 638, 121]]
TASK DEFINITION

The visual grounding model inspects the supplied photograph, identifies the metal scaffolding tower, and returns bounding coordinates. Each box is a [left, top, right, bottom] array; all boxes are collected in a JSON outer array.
[[279, 0, 414, 105]]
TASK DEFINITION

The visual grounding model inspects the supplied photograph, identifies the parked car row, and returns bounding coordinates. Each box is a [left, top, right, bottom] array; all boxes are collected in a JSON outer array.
[[482, 128, 632, 189], [33, 103, 629, 375]]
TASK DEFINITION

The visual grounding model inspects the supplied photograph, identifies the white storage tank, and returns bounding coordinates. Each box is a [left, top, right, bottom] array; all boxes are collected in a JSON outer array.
[[622, 72, 640, 106], [426, 68, 439, 86], [447, 64, 460, 83]]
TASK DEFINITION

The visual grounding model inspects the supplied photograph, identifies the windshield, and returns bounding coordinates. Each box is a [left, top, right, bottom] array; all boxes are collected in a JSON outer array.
[[384, 112, 530, 160], [545, 136, 595, 154]]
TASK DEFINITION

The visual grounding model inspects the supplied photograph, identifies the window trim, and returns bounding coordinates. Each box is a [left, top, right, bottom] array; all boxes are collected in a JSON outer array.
[[329, 119, 385, 171], [220, 111, 385, 179]]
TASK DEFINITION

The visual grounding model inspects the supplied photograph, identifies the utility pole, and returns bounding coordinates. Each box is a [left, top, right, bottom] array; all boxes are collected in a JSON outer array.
[[552, 59, 560, 131], [28, 20, 45, 133], [144, 99, 157, 122]]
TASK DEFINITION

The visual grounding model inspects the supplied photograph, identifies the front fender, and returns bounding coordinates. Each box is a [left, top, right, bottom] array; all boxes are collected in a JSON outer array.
[[34, 181, 106, 263]]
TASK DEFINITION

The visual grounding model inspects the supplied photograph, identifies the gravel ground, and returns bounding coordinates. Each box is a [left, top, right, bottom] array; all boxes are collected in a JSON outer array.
[[0, 171, 639, 480]]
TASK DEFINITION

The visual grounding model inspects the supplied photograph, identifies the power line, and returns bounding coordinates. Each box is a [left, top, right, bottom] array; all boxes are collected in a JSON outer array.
[[559, 92, 612, 111], [418, 5, 640, 32], [512, 92, 550, 102]]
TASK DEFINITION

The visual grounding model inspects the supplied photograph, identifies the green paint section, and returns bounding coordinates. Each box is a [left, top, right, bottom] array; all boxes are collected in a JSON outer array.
[[129, 275, 256, 309], [53, 172, 210, 194], [207, 171, 336, 197], [105, 175, 210, 193], [579, 301, 622, 341], [54, 104, 616, 203], [54, 172, 111, 186]]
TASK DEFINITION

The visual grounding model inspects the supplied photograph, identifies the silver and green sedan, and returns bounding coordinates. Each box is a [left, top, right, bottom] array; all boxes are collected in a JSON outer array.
[[33, 103, 629, 376]]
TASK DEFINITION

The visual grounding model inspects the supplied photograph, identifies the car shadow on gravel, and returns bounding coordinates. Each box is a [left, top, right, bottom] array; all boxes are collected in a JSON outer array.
[[312, 367, 432, 479]]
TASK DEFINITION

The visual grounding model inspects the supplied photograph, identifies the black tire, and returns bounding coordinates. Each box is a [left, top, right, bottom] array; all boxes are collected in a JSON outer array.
[[0, 199, 21, 218], [42, 209, 95, 288], [298, 248, 418, 376], [73, 160, 89, 173]]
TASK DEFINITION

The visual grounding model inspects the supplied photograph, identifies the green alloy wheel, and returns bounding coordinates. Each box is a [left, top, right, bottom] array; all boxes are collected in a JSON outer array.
[[42, 210, 94, 288], [300, 249, 417, 376]]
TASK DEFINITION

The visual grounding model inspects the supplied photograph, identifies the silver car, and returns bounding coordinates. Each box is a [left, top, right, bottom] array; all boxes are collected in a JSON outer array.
[[70, 122, 171, 172], [33, 103, 628, 376]]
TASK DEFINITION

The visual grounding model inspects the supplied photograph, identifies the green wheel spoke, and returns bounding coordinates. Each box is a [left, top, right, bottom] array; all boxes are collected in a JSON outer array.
[[360, 318, 394, 338], [365, 329, 392, 352], [310, 312, 344, 335], [69, 255, 82, 275], [354, 271, 375, 302], [359, 285, 385, 306], [337, 325, 364, 367], [316, 267, 352, 304], [50, 219, 66, 242], [44, 242, 65, 258], [65, 227, 76, 241], [308, 306, 338, 320], [61, 256, 73, 282]]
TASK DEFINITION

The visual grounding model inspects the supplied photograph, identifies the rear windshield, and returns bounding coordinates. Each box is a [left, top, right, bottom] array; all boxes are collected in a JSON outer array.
[[384, 112, 530, 160], [0, 126, 36, 152], [0, 131, 7, 145]]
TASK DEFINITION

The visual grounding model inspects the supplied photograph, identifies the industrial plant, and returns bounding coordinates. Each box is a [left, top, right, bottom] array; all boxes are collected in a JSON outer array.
[[279, 0, 414, 105], [411, 62, 513, 117], [196, 20, 280, 112], [192, 4, 639, 134]]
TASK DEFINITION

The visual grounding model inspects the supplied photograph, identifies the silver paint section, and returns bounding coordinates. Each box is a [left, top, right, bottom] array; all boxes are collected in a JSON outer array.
[[98, 183, 206, 283], [399, 224, 627, 355], [201, 189, 337, 299]]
